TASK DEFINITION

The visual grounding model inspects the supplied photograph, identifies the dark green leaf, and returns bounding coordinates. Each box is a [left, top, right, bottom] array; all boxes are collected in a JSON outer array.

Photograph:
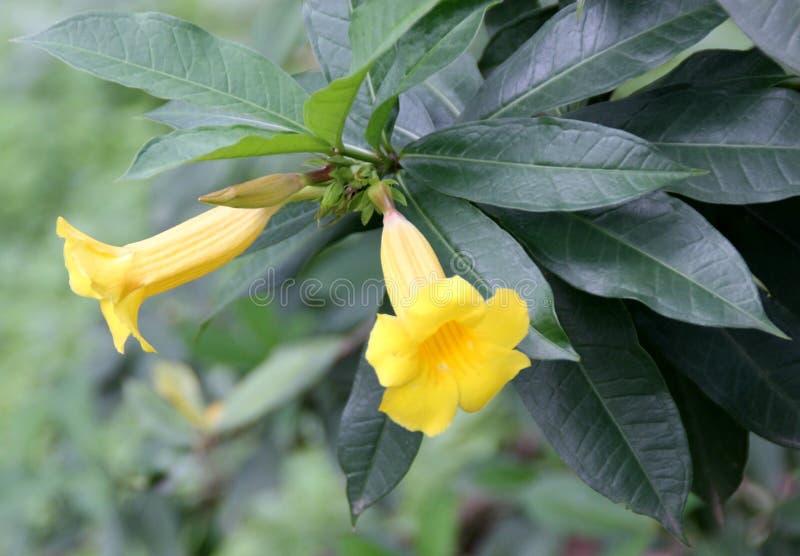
[[401, 118, 698, 212], [464, 0, 726, 119], [694, 199, 800, 317], [717, 0, 800, 75], [645, 49, 788, 91], [398, 175, 577, 361], [246, 201, 319, 254], [20, 12, 309, 132], [632, 299, 800, 449], [657, 353, 748, 513], [125, 126, 329, 179], [488, 192, 784, 335], [349, 0, 441, 70], [514, 280, 691, 538], [571, 88, 800, 204], [214, 337, 345, 433], [338, 346, 422, 522], [480, 0, 558, 73]]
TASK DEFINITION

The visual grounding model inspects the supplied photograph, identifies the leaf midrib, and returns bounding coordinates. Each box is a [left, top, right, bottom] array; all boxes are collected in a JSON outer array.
[[30, 39, 310, 134], [488, 5, 721, 119]]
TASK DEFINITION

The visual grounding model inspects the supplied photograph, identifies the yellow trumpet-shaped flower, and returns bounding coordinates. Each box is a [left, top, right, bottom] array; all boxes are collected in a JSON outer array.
[[57, 204, 279, 354], [366, 208, 531, 436]]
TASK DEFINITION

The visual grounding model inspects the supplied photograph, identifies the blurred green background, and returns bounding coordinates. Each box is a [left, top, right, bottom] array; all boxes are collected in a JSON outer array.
[[1, 1, 798, 554]]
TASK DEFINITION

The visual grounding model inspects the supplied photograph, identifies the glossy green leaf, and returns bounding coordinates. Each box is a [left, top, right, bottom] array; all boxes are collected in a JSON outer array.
[[398, 175, 577, 361], [19, 12, 309, 132], [125, 126, 329, 179], [304, 67, 369, 147], [480, 0, 558, 73], [401, 118, 698, 212], [489, 192, 784, 335], [338, 346, 423, 523], [633, 299, 800, 449], [514, 280, 691, 538], [464, 0, 726, 119], [644, 49, 788, 91], [349, 0, 441, 70], [213, 337, 345, 433], [657, 353, 748, 513], [571, 88, 800, 204], [717, 0, 800, 75]]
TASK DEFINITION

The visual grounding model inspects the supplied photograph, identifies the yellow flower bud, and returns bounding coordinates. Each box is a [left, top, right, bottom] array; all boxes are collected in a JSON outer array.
[[199, 173, 306, 208]]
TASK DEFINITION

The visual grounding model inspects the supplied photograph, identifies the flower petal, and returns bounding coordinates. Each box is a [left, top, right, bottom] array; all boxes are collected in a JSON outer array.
[[404, 276, 486, 341], [455, 346, 530, 413], [471, 288, 530, 349], [100, 289, 155, 354], [366, 313, 420, 387], [380, 369, 459, 436]]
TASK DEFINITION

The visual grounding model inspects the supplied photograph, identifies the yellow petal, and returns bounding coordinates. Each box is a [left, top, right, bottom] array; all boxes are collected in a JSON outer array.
[[365, 314, 420, 387], [471, 288, 530, 349], [455, 345, 530, 412], [380, 369, 459, 436], [404, 276, 486, 342], [380, 210, 444, 315], [100, 289, 154, 353]]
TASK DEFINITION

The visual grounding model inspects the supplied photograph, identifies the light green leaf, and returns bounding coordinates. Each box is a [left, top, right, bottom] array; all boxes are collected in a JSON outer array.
[[125, 126, 329, 179], [304, 67, 369, 148], [213, 337, 345, 433], [401, 118, 699, 212], [489, 192, 785, 336], [145, 100, 280, 130], [464, 0, 726, 119], [349, 0, 441, 70], [19, 12, 310, 132]]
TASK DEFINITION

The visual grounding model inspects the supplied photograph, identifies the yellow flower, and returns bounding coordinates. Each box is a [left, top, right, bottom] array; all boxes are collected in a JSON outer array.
[[366, 208, 531, 436], [57, 204, 279, 354]]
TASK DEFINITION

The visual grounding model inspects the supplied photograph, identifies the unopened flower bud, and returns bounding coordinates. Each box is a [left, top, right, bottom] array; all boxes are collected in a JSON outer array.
[[199, 173, 306, 208]]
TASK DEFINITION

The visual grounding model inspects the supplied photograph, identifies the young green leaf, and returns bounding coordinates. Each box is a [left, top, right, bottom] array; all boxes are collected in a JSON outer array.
[[338, 345, 423, 523], [125, 126, 329, 179], [464, 0, 726, 119], [514, 280, 691, 539], [401, 118, 699, 212], [632, 299, 800, 449], [397, 175, 577, 361], [304, 67, 370, 148], [571, 88, 800, 204], [716, 0, 800, 75], [19, 12, 310, 132], [488, 192, 785, 336]]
